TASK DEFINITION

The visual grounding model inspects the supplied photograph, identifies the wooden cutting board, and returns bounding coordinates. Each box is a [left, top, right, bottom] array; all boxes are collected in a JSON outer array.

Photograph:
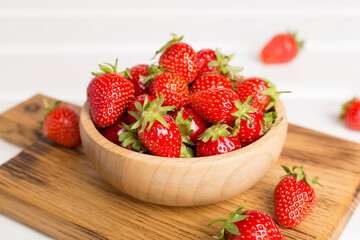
[[0, 94, 359, 240]]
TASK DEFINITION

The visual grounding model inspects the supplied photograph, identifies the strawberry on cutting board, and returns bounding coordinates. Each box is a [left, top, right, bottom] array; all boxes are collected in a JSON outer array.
[[153, 34, 198, 83], [87, 59, 135, 127], [41, 100, 81, 148], [261, 32, 304, 64], [274, 163, 321, 228], [210, 202, 285, 239], [340, 97, 360, 131], [196, 123, 241, 157]]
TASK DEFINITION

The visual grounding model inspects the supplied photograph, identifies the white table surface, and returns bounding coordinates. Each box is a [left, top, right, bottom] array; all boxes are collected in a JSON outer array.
[[1, 0, 360, 239]]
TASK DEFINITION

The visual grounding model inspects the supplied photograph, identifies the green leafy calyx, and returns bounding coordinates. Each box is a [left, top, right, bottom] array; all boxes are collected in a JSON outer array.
[[208, 49, 243, 82], [281, 162, 322, 188], [209, 202, 249, 239], [198, 122, 232, 143], [92, 58, 120, 76], [130, 93, 175, 133], [39, 98, 61, 127], [289, 31, 305, 50], [231, 96, 258, 136], [262, 111, 282, 133], [152, 33, 184, 59], [339, 97, 358, 120], [260, 78, 291, 111], [118, 123, 147, 152]]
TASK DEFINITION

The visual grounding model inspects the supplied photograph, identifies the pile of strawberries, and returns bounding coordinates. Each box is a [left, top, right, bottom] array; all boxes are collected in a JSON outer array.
[[87, 34, 284, 158]]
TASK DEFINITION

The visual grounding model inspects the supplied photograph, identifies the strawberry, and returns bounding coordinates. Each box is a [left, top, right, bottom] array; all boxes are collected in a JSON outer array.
[[340, 98, 360, 131], [130, 94, 181, 158], [101, 115, 147, 153], [203, 49, 243, 81], [41, 100, 81, 148], [210, 202, 285, 240], [153, 34, 197, 83], [121, 64, 149, 97], [261, 32, 304, 64], [149, 72, 189, 110], [189, 88, 255, 125], [236, 77, 284, 112], [274, 163, 321, 228], [196, 49, 220, 76], [196, 123, 241, 157], [88, 59, 135, 127], [190, 73, 232, 95], [127, 94, 155, 124], [174, 108, 209, 143]]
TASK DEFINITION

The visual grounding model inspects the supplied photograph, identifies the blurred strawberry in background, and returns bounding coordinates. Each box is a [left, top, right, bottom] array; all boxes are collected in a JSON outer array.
[[340, 98, 360, 131]]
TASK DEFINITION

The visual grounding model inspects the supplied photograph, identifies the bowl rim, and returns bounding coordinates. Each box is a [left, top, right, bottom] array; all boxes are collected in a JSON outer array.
[[80, 100, 287, 164]]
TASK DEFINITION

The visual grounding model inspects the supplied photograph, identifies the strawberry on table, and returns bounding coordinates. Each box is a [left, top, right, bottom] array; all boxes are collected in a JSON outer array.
[[190, 73, 232, 95], [340, 97, 360, 131], [236, 77, 284, 112], [149, 72, 189, 110], [196, 122, 241, 157], [261, 32, 304, 64], [121, 64, 150, 97], [130, 94, 181, 158], [210, 202, 285, 240], [41, 100, 81, 148], [153, 34, 198, 83], [274, 163, 321, 228], [88, 59, 135, 127], [127, 94, 155, 124]]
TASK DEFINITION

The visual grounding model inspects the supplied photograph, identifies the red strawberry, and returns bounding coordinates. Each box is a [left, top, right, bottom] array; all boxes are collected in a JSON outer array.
[[174, 108, 209, 143], [196, 49, 220, 75], [261, 32, 304, 64], [189, 88, 255, 125], [101, 115, 146, 153], [153, 34, 197, 83], [130, 94, 181, 157], [41, 100, 81, 148], [236, 78, 283, 112], [121, 64, 149, 97], [88, 59, 135, 127], [235, 104, 264, 147], [149, 72, 189, 110], [340, 98, 360, 131], [196, 123, 241, 157], [127, 94, 155, 124], [198, 49, 243, 81], [274, 163, 321, 228], [210, 202, 285, 240], [190, 73, 232, 95]]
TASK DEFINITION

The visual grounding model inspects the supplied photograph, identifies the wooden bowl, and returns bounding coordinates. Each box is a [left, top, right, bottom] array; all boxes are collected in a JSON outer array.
[[79, 101, 288, 206]]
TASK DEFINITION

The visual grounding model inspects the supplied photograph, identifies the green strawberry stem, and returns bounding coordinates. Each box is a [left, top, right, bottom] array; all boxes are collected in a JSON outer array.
[[175, 108, 195, 145], [119, 68, 133, 79], [118, 123, 147, 152], [339, 97, 358, 119], [198, 122, 232, 143], [139, 64, 166, 86], [180, 143, 195, 158], [262, 111, 283, 133], [207, 49, 243, 82], [281, 162, 323, 187], [289, 31, 305, 50], [231, 95, 257, 136], [152, 33, 184, 60], [92, 58, 119, 76], [130, 93, 175, 133], [209, 202, 249, 240], [260, 79, 291, 111], [39, 98, 61, 127]]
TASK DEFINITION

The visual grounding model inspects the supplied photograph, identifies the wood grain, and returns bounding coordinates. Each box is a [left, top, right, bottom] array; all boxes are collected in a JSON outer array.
[[79, 101, 288, 206], [0, 95, 359, 239]]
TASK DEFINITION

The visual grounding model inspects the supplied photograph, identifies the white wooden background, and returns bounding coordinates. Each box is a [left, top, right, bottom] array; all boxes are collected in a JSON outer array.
[[0, 0, 360, 239]]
